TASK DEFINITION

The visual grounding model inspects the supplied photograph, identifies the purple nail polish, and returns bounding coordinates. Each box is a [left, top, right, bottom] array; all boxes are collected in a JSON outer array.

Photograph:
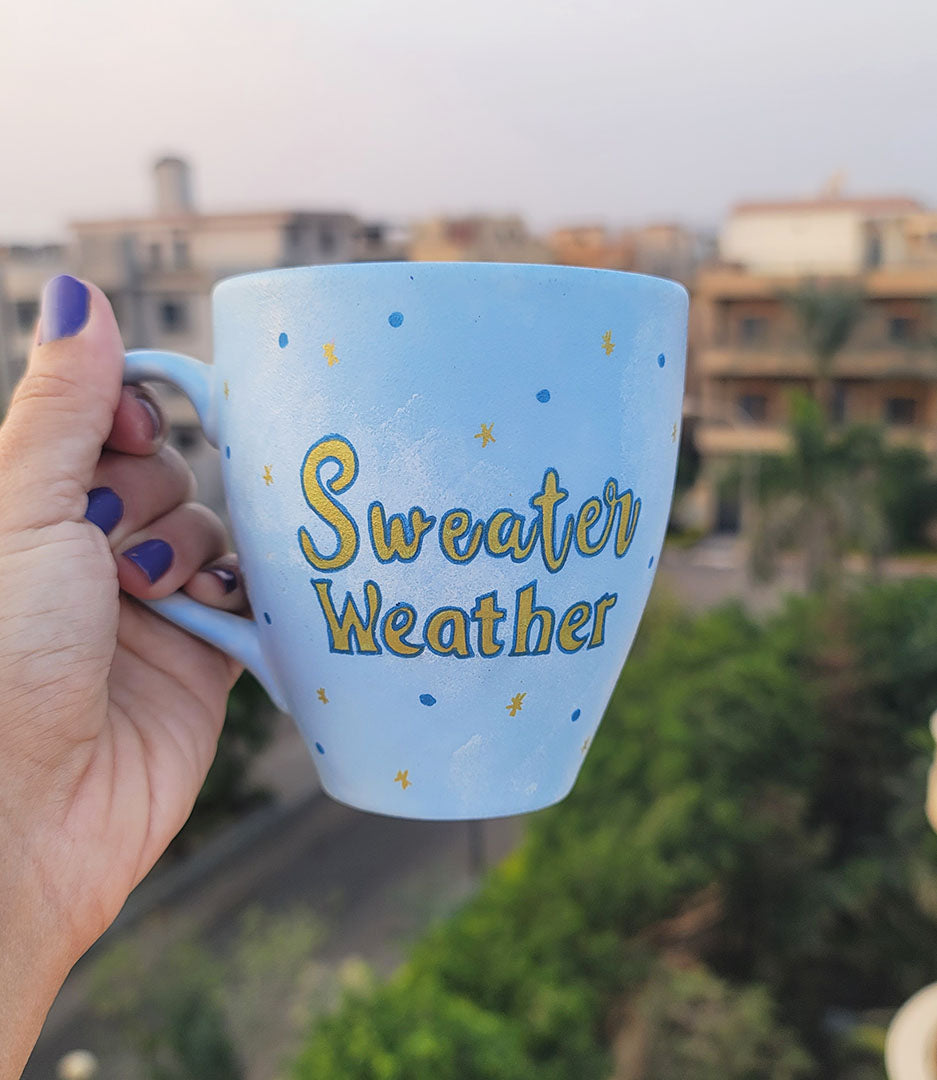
[[85, 487, 123, 535], [130, 388, 162, 441], [39, 275, 90, 343], [123, 539, 174, 583], [208, 567, 238, 593]]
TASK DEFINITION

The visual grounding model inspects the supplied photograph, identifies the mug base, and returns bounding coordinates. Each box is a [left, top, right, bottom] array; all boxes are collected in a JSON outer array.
[[316, 776, 576, 822]]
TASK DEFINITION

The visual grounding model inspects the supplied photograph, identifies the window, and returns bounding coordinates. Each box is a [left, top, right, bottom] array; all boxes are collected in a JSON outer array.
[[159, 299, 188, 333], [885, 397, 917, 425], [888, 317, 915, 344], [738, 393, 768, 423], [14, 299, 38, 332], [173, 238, 190, 269], [831, 383, 848, 424], [738, 316, 768, 345]]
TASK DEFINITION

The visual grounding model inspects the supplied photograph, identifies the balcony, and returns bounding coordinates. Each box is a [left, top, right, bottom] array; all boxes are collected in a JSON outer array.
[[696, 419, 937, 458], [697, 343, 937, 380]]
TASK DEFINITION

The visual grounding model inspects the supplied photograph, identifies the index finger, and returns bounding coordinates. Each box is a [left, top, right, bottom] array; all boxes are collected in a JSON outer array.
[[104, 384, 167, 455]]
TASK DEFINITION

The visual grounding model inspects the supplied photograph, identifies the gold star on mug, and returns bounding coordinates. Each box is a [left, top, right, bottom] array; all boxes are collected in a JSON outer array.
[[262, 465, 273, 486], [506, 692, 526, 717], [474, 423, 495, 448], [394, 769, 412, 790]]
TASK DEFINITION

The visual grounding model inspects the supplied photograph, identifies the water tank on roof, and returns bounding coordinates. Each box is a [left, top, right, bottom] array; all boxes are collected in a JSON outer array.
[[154, 157, 194, 216]]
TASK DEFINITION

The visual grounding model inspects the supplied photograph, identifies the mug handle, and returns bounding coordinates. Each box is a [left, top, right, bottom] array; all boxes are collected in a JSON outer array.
[[123, 350, 289, 712]]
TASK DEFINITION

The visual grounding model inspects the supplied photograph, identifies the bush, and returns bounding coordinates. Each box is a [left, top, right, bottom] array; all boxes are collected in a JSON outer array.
[[294, 581, 937, 1078]]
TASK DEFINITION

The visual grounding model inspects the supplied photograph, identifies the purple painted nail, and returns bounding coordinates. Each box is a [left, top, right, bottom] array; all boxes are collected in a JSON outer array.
[[85, 487, 123, 535], [130, 387, 162, 441], [39, 275, 90, 343], [207, 567, 238, 593], [123, 538, 174, 583]]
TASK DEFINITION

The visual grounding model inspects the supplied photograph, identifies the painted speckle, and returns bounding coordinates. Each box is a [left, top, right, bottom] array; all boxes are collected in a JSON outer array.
[[278, 332, 289, 348], [315, 742, 325, 754], [536, 389, 551, 403], [658, 353, 666, 368], [419, 693, 437, 706], [648, 555, 655, 568], [263, 612, 272, 625], [388, 311, 404, 328], [571, 708, 581, 722], [225, 446, 231, 459]]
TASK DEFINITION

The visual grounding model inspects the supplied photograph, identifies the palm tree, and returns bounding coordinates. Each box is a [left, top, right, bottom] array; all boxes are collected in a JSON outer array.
[[748, 281, 866, 590], [783, 279, 865, 419]]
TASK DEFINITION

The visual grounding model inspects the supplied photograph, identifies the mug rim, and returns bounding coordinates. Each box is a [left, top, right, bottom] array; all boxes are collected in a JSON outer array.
[[211, 260, 690, 304]]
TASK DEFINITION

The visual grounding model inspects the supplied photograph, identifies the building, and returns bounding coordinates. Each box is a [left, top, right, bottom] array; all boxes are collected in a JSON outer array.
[[65, 158, 407, 508], [0, 244, 67, 404], [409, 215, 550, 264], [688, 194, 937, 531], [546, 222, 711, 286], [719, 194, 924, 276], [546, 225, 635, 270], [72, 157, 406, 367]]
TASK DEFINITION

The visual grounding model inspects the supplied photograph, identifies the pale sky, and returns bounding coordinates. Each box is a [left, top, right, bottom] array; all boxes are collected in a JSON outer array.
[[1, 0, 935, 242]]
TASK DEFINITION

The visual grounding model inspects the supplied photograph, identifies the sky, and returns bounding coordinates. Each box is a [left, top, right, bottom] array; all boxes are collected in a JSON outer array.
[[1, 0, 935, 241]]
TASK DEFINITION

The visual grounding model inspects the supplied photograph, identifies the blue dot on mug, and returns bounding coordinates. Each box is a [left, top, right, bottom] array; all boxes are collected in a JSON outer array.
[[263, 612, 272, 625], [536, 389, 551, 403], [388, 311, 404, 328], [315, 742, 325, 754], [648, 555, 655, 568], [419, 693, 437, 707], [225, 446, 231, 459], [658, 353, 666, 368], [571, 708, 581, 722], [278, 332, 289, 348]]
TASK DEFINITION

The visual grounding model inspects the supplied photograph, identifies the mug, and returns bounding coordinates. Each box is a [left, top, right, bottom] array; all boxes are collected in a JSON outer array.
[[125, 262, 687, 819]]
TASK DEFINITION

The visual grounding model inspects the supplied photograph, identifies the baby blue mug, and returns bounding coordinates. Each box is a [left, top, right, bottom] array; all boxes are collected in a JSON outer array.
[[124, 263, 687, 820]]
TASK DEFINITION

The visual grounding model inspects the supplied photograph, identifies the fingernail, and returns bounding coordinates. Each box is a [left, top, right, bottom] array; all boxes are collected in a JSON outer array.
[[207, 566, 238, 593], [39, 275, 90, 343], [85, 487, 124, 536], [129, 387, 162, 441], [123, 539, 174, 583]]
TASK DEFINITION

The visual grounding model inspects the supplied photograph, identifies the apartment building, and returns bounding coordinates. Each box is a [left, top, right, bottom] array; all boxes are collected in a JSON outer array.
[[689, 195, 937, 531], [0, 243, 67, 402]]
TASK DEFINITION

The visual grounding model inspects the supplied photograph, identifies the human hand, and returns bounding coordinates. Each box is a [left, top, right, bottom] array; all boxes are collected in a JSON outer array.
[[0, 277, 247, 1076]]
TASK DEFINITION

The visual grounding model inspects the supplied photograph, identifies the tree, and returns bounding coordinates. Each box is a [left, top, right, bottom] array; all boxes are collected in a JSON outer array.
[[783, 280, 865, 418]]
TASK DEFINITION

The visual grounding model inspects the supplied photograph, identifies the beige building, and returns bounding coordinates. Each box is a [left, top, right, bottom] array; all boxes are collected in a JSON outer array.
[[73, 157, 406, 366], [63, 158, 407, 508], [545, 222, 710, 286], [0, 243, 67, 403], [409, 215, 550, 263], [719, 195, 923, 276], [690, 263, 937, 530]]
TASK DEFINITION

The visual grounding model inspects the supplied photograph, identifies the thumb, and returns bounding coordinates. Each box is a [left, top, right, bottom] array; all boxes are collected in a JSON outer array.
[[0, 276, 125, 532]]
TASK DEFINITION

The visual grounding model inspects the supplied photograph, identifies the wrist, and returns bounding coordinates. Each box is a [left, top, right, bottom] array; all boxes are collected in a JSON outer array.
[[0, 830, 77, 1079]]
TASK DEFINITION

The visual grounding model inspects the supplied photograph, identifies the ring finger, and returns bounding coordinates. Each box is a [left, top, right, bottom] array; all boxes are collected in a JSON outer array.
[[117, 502, 228, 600]]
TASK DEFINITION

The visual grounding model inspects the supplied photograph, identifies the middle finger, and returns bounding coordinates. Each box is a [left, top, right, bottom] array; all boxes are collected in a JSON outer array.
[[86, 445, 197, 548]]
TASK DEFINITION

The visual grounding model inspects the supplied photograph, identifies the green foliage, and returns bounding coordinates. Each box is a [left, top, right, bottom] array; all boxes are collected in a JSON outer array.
[[640, 964, 812, 1080], [173, 672, 275, 849], [783, 280, 865, 374], [296, 582, 937, 1078], [91, 939, 243, 1080], [91, 905, 332, 1079]]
